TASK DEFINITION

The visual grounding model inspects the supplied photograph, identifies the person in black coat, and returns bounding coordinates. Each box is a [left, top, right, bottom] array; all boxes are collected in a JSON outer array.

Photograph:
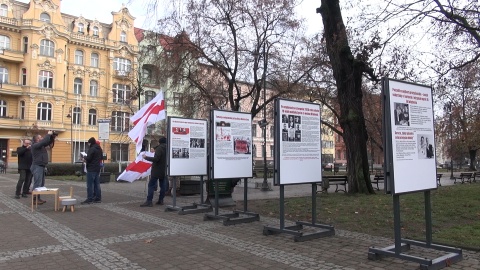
[[81, 137, 103, 204], [141, 137, 168, 206], [31, 131, 53, 204], [15, 139, 33, 199]]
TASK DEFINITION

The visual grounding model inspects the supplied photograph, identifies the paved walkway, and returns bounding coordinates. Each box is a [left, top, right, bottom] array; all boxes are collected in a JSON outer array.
[[0, 173, 478, 270]]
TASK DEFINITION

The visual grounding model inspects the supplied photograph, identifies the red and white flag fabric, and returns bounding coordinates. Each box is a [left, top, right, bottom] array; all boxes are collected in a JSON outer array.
[[116, 151, 154, 182], [128, 91, 166, 153]]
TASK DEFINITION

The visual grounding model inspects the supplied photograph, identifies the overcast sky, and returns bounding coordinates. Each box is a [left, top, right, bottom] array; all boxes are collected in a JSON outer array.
[[17, 0, 322, 34]]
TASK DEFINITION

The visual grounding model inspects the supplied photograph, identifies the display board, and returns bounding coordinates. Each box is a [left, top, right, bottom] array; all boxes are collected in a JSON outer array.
[[210, 110, 252, 179], [98, 119, 110, 140], [167, 117, 208, 176], [274, 99, 322, 185], [384, 79, 437, 194]]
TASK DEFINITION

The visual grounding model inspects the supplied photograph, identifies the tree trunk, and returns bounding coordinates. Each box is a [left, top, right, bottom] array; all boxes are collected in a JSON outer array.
[[468, 149, 477, 171], [319, 0, 375, 194]]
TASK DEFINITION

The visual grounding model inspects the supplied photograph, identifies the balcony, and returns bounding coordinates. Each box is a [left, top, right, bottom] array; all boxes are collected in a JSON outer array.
[[0, 16, 19, 26], [0, 115, 20, 129], [0, 83, 23, 96], [0, 48, 24, 63], [115, 70, 131, 77]]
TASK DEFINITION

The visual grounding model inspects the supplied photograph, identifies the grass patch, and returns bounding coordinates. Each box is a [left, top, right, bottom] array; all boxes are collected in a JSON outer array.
[[236, 183, 480, 250]]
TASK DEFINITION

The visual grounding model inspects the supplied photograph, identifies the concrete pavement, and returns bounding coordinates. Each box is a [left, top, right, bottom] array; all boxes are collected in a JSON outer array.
[[0, 172, 478, 270]]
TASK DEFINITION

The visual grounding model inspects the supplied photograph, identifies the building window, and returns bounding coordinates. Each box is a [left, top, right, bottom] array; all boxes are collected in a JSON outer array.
[[270, 126, 274, 138], [89, 80, 98, 97], [74, 78, 82, 94], [40, 13, 50, 22], [88, 109, 97, 125], [0, 35, 10, 49], [19, 100, 25, 119], [92, 26, 99, 36], [120, 31, 126, 42], [252, 124, 257, 137], [21, 68, 27, 85], [270, 145, 274, 157], [252, 144, 257, 158], [113, 57, 131, 72], [173, 92, 182, 107], [0, 67, 8, 84], [144, 90, 156, 104], [73, 107, 81, 124], [0, 100, 6, 117], [74, 50, 84, 65], [90, 53, 99, 67], [37, 102, 52, 121], [78, 23, 84, 33], [0, 4, 7, 17], [111, 111, 130, 132], [112, 83, 130, 104], [39, 39, 55, 57], [38, 70, 53, 88], [142, 66, 153, 83], [111, 143, 129, 162], [23, 37, 28, 53]]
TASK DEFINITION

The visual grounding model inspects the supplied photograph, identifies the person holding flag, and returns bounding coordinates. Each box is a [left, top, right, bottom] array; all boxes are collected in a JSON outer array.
[[140, 137, 168, 206]]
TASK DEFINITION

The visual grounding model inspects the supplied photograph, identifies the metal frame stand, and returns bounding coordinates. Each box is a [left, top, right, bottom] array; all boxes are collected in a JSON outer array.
[[204, 177, 259, 226], [263, 184, 335, 242], [165, 176, 212, 214], [368, 191, 462, 269]]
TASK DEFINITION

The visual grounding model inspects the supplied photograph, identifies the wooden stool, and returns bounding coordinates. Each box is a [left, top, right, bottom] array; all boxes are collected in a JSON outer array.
[[61, 198, 77, 212]]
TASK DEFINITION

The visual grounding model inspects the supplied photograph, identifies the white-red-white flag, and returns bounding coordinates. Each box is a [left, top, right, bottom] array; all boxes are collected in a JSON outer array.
[[128, 91, 166, 153], [116, 151, 154, 182]]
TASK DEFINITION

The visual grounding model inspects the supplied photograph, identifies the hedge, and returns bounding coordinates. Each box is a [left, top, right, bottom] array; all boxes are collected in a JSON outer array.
[[46, 162, 129, 176]]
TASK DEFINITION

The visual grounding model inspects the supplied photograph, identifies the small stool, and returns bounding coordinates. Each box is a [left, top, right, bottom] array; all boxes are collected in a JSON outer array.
[[61, 198, 77, 212]]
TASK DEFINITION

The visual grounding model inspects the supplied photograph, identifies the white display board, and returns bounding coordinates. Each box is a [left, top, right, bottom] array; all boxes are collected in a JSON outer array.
[[98, 119, 110, 140], [387, 79, 437, 194], [168, 117, 208, 176], [275, 99, 322, 185], [211, 110, 252, 179]]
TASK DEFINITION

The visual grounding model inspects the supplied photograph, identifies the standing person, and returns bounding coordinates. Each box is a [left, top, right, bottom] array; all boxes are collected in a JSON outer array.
[[82, 137, 103, 204], [31, 131, 54, 204], [15, 139, 33, 199], [141, 137, 168, 207]]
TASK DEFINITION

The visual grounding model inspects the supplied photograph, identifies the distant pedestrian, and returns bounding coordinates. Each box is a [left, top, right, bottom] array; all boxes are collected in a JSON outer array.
[[15, 139, 33, 199], [140, 137, 168, 206], [81, 137, 103, 204], [31, 131, 54, 204]]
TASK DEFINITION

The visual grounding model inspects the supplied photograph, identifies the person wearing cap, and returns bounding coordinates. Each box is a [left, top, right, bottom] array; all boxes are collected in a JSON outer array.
[[82, 137, 103, 204], [141, 137, 168, 206]]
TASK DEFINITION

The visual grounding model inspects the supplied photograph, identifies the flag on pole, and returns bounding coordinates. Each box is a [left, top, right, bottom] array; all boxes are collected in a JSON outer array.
[[116, 151, 154, 182], [128, 91, 166, 153]]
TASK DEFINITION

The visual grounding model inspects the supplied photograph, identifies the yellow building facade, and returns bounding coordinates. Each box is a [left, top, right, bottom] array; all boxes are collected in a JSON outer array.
[[0, 0, 139, 168]]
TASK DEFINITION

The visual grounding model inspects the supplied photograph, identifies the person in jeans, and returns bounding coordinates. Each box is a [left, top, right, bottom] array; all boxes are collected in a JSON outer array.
[[31, 131, 53, 204], [81, 137, 103, 204], [140, 137, 168, 207], [15, 139, 33, 199]]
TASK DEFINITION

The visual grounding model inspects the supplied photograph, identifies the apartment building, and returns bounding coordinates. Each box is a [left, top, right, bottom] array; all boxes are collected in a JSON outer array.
[[0, 0, 139, 167]]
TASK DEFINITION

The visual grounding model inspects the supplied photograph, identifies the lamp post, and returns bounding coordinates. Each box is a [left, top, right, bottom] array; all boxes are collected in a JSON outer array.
[[260, 41, 270, 192], [66, 106, 73, 163], [444, 103, 454, 179]]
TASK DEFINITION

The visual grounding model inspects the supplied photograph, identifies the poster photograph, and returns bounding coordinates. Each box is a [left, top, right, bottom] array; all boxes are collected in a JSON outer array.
[[387, 79, 437, 193], [276, 99, 322, 185], [211, 110, 252, 179], [168, 117, 207, 176]]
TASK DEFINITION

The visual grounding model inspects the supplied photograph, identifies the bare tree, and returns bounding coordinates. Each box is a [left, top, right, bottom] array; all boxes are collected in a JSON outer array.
[[147, 0, 325, 118]]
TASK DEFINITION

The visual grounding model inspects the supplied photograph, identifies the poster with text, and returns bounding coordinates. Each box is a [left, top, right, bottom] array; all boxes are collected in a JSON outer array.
[[211, 110, 252, 179], [388, 79, 437, 193], [275, 99, 322, 185], [168, 117, 208, 176]]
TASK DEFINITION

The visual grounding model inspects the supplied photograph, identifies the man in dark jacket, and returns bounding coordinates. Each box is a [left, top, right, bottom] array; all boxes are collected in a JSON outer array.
[[31, 131, 53, 204], [141, 137, 168, 206], [82, 137, 103, 204], [15, 139, 33, 199]]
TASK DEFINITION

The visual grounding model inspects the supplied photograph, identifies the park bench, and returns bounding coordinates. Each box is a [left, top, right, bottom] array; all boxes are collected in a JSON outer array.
[[371, 174, 384, 191], [436, 173, 442, 187], [453, 172, 473, 184], [317, 175, 348, 193], [473, 172, 479, 183]]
